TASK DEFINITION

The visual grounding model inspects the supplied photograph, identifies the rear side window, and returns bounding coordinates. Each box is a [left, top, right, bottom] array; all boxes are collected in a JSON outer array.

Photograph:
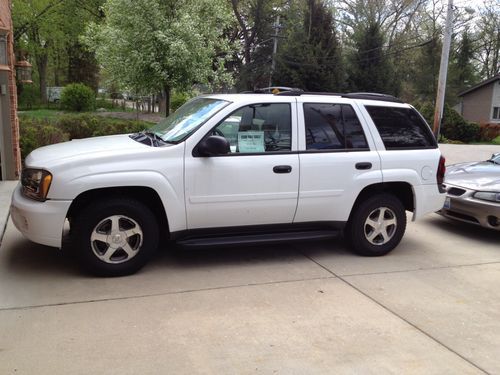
[[365, 106, 436, 149], [303, 103, 368, 150]]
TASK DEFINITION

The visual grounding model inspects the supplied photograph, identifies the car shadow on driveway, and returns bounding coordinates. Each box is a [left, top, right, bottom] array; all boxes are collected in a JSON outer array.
[[426, 215, 499, 244], [2, 230, 347, 279]]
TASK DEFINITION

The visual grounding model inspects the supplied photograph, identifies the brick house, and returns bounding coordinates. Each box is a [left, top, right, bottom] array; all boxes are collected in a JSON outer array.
[[0, 0, 21, 180], [455, 74, 500, 124]]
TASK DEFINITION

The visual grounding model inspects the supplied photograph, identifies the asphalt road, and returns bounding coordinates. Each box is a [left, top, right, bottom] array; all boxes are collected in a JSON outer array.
[[0, 144, 499, 374]]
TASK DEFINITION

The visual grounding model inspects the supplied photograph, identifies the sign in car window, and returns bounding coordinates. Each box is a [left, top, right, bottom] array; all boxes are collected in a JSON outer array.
[[238, 131, 265, 153]]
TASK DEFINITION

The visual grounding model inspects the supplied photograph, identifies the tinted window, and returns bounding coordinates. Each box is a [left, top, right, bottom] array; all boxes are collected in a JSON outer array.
[[303, 103, 368, 150], [212, 103, 291, 153], [365, 106, 436, 149]]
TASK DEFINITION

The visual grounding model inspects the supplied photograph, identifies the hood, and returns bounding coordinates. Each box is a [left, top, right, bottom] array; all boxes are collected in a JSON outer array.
[[25, 134, 151, 167], [445, 161, 500, 191]]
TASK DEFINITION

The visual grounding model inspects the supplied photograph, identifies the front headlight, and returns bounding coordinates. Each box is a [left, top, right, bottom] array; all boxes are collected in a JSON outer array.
[[473, 191, 500, 203], [21, 168, 52, 201]]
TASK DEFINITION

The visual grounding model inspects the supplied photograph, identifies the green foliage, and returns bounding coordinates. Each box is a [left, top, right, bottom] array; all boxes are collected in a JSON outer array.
[[83, 0, 234, 99], [346, 21, 396, 94], [171, 91, 192, 112], [60, 83, 96, 112], [17, 85, 41, 110], [415, 102, 481, 143], [19, 117, 69, 157], [18, 113, 150, 158], [441, 105, 481, 143], [493, 136, 500, 145], [274, 0, 344, 91]]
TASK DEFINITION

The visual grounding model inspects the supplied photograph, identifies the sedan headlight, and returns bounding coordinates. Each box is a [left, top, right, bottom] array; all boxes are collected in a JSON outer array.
[[473, 191, 500, 203], [21, 168, 52, 201]]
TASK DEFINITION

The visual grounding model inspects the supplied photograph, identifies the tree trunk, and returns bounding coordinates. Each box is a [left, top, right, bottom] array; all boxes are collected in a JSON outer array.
[[165, 86, 170, 117], [37, 53, 48, 103]]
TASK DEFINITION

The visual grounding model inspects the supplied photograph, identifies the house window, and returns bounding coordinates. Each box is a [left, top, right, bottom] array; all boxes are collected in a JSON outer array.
[[493, 107, 500, 120], [0, 35, 7, 65]]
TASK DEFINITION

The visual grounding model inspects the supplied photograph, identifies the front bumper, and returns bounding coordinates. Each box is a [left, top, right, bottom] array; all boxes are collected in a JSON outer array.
[[439, 183, 500, 231], [10, 185, 72, 248]]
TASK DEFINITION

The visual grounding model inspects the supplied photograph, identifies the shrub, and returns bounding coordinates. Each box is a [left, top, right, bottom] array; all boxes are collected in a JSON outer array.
[[171, 91, 192, 112], [19, 114, 151, 159], [60, 83, 96, 112], [19, 118, 69, 157], [415, 102, 480, 143], [441, 105, 480, 143], [493, 136, 500, 145], [18, 85, 41, 110], [479, 123, 500, 142]]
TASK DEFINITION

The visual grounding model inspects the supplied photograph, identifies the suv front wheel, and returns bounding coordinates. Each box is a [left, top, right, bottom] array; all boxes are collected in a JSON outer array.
[[72, 198, 159, 276], [346, 193, 406, 256]]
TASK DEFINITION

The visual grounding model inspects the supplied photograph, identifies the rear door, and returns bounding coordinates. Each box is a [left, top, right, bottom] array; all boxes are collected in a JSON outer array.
[[294, 97, 382, 223]]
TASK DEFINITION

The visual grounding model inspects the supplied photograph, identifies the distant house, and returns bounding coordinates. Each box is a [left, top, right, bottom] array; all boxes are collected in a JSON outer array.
[[455, 74, 500, 124]]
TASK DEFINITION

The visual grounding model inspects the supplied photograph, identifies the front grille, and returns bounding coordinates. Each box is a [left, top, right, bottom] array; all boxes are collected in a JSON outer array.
[[447, 187, 466, 196], [445, 210, 479, 224]]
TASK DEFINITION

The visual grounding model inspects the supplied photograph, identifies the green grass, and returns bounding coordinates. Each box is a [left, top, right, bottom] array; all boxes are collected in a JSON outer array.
[[18, 109, 62, 120]]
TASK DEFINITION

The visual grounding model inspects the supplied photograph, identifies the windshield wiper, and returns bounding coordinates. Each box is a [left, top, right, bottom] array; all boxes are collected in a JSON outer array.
[[142, 131, 169, 146]]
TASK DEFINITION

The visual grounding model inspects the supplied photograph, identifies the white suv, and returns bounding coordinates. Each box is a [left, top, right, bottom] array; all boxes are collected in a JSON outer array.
[[11, 90, 446, 276]]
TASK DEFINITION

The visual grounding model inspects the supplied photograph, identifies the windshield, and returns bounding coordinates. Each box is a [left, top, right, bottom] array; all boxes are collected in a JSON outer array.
[[150, 97, 229, 143], [489, 153, 500, 164]]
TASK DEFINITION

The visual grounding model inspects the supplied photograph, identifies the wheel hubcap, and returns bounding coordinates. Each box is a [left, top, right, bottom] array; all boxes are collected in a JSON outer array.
[[90, 215, 143, 264], [364, 207, 397, 246]]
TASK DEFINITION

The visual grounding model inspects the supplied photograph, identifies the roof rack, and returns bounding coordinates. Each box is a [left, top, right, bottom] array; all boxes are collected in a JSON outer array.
[[241, 88, 403, 103], [240, 86, 304, 95], [298, 91, 403, 103]]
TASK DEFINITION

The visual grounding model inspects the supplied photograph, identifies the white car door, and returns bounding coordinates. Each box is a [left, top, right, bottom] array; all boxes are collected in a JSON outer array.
[[294, 98, 382, 223], [184, 101, 300, 229]]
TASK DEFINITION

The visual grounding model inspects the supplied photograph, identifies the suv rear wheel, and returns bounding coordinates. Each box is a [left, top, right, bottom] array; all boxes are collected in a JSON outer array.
[[72, 198, 159, 276], [346, 193, 406, 256]]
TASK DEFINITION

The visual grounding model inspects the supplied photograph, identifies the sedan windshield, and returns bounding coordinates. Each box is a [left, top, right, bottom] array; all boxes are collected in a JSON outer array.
[[150, 97, 229, 143], [487, 153, 500, 165]]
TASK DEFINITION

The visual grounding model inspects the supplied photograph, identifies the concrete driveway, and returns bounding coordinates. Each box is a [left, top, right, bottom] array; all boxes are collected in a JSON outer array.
[[1, 144, 499, 374]]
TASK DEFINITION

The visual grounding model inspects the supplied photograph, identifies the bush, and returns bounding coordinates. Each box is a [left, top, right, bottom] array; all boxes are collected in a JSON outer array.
[[19, 118, 69, 157], [19, 114, 151, 158], [414, 102, 480, 143], [441, 105, 480, 143], [60, 83, 96, 112], [18, 85, 41, 110], [493, 136, 500, 145], [171, 91, 192, 112], [479, 123, 500, 142]]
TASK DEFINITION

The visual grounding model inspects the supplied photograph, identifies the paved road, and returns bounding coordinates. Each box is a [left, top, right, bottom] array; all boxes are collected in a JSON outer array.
[[0, 144, 499, 374]]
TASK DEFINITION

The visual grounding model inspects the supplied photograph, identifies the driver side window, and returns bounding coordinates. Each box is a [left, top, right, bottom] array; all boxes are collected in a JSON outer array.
[[212, 103, 291, 153]]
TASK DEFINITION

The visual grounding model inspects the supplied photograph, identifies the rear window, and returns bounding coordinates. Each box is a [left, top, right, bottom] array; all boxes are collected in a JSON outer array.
[[303, 103, 368, 150], [365, 106, 437, 150]]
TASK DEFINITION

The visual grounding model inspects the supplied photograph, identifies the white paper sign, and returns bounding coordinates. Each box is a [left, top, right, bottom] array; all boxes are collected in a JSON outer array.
[[238, 131, 265, 153]]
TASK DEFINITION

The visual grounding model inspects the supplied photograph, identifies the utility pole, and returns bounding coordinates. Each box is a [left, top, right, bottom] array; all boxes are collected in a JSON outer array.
[[432, 0, 454, 139], [269, 14, 281, 87]]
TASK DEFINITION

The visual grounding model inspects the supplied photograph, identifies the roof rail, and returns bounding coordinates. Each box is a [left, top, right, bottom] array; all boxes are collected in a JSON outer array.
[[241, 86, 304, 95], [341, 92, 403, 103], [240, 88, 404, 103]]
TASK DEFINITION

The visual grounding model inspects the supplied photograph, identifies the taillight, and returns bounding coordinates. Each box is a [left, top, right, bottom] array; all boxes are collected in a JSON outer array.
[[437, 155, 446, 192]]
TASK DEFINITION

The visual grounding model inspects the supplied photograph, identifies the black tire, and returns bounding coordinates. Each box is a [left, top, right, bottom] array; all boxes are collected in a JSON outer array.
[[72, 198, 159, 276], [346, 193, 406, 256]]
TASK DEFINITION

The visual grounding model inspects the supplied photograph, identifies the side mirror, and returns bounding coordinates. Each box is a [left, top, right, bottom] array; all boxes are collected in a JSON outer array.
[[197, 135, 230, 157]]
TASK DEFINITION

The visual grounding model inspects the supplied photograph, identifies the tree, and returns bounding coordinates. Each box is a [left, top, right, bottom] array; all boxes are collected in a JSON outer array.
[[447, 29, 479, 102], [347, 21, 396, 94], [13, 0, 104, 101], [274, 0, 344, 91], [84, 0, 234, 116], [229, 0, 280, 90], [474, 3, 500, 78]]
